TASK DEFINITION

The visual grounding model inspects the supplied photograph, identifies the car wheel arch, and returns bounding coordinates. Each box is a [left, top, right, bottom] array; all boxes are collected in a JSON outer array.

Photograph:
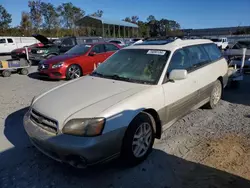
[[126, 108, 162, 139]]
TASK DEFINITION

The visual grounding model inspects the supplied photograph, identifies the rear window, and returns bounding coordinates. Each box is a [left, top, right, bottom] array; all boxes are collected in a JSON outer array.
[[203, 44, 222, 61]]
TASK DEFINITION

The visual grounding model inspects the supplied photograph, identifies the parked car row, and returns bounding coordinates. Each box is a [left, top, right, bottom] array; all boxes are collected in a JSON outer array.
[[23, 38, 229, 168]]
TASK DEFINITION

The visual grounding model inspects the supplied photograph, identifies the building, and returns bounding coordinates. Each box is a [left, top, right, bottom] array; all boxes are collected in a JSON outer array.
[[77, 16, 139, 38], [182, 26, 250, 37]]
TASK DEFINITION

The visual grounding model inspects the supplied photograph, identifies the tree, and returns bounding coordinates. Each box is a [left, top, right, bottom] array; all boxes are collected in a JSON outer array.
[[0, 5, 12, 29], [91, 10, 103, 17], [28, 0, 42, 30], [131, 16, 139, 24], [147, 15, 156, 23], [57, 2, 85, 34], [123, 17, 131, 22], [20, 12, 32, 35], [40, 2, 59, 31]]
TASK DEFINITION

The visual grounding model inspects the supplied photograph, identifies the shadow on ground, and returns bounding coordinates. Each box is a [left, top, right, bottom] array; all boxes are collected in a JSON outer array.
[[223, 74, 250, 106], [28, 72, 60, 82], [4, 107, 30, 148], [2, 108, 250, 188], [1, 146, 250, 188]]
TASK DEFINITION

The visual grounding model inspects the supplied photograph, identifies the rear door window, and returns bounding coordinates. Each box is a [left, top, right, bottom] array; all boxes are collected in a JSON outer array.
[[7, 38, 13, 43], [91, 44, 105, 54], [203, 44, 222, 61], [185, 45, 210, 68], [105, 44, 119, 52]]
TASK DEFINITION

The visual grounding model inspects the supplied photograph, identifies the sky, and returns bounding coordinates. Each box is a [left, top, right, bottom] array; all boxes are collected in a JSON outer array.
[[1, 0, 250, 29]]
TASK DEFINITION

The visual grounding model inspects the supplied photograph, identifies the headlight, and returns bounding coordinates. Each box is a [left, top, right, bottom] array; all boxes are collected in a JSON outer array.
[[37, 50, 46, 54], [52, 62, 64, 69], [62, 118, 105, 137]]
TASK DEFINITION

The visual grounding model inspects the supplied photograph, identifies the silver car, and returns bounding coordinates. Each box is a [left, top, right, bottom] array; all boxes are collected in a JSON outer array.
[[24, 39, 228, 168]]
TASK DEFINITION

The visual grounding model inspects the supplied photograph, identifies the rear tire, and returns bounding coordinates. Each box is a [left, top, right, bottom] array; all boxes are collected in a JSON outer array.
[[121, 112, 155, 166], [66, 64, 82, 80], [2, 70, 11, 77], [20, 68, 29, 75], [204, 80, 222, 109]]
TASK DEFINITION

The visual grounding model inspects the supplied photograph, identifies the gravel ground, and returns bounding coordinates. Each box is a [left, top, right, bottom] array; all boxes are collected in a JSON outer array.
[[1, 55, 250, 188]]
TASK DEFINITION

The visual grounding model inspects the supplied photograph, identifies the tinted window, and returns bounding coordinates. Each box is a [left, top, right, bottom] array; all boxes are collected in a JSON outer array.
[[0, 39, 6, 44], [91, 44, 105, 54], [185, 45, 210, 67], [110, 40, 121, 44], [233, 41, 250, 49], [65, 44, 91, 55], [105, 44, 119, 52], [7, 38, 13, 43], [62, 38, 75, 46], [203, 44, 222, 61], [167, 49, 192, 73]]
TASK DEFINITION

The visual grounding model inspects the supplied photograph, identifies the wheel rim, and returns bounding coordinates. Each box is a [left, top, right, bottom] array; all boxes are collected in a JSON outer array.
[[132, 122, 152, 158], [212, 82, 222, 105], [68, 65, 81, 79]]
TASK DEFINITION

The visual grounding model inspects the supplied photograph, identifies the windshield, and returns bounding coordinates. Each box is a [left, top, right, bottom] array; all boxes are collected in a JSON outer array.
[[65, 44, 91, 55], [211, 39, 220, 42], [91, 49, 170, 84], [233, 41, 250, 49]]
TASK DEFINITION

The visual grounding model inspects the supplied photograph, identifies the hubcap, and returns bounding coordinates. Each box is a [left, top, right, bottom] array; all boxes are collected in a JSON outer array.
[[132, 122, 152, 158], [212, 83, 222, 105], [68, 65, 81, 79]]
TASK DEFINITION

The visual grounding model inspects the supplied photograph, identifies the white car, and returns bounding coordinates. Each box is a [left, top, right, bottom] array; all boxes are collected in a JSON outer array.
[[108, 39, 126, 47], [24, 38, 228, 168], [211, 38, 229, 50]]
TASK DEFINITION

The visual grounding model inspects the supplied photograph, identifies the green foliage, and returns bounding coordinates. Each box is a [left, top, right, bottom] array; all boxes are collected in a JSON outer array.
[[41, 2, 59, 32], [0, 5, 12, 29], [20, 12, 32, 36], [0, 2, 185, 37], [28, 0, 42, 30], [91, 10, 104, 17]]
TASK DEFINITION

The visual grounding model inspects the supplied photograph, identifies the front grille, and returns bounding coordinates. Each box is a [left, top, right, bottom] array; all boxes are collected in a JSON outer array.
[[30, 109, 58, 134], [31, 49, 37, 54]]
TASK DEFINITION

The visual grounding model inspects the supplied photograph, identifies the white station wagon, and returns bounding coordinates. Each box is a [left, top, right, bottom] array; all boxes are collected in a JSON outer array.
[[24, 38, 228, 168]]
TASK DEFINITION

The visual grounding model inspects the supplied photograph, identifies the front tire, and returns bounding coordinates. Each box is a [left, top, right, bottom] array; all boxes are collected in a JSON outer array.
[[121, 112, 155, 166], [66, 64, 82, 80], [204, 80, 222, 109]]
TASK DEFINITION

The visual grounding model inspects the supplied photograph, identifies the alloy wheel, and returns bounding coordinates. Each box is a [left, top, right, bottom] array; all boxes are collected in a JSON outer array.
[[132, 122, 152, 158], [68, 65, 81, 79]]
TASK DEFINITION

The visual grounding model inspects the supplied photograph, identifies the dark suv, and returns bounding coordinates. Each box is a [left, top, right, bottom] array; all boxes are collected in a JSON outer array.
[[29, 34, 104, 63]]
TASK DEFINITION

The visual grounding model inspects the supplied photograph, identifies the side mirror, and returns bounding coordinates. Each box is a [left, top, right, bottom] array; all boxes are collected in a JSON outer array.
[[169, 69, 188, 81], [89, 51, 96, 56]]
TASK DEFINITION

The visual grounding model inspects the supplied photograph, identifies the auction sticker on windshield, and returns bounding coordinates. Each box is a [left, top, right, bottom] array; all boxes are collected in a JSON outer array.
[[147, 50, 166, 55]]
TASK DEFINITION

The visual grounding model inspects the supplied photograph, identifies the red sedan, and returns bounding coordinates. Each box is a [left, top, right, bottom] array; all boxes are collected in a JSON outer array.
[[11, 43, 44, 59], [37, 42, 121, 80]]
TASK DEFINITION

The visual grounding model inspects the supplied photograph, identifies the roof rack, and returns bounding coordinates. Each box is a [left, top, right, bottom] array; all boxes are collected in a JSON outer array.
[[143, 36, 180, 41]]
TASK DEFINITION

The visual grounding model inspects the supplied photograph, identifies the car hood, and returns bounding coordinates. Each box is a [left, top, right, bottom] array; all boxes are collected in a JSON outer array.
[[32, 34, 54, 45], [11, 47, 25, 53], [42, 54, 79, 64], [32, 76, 149, 128]]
